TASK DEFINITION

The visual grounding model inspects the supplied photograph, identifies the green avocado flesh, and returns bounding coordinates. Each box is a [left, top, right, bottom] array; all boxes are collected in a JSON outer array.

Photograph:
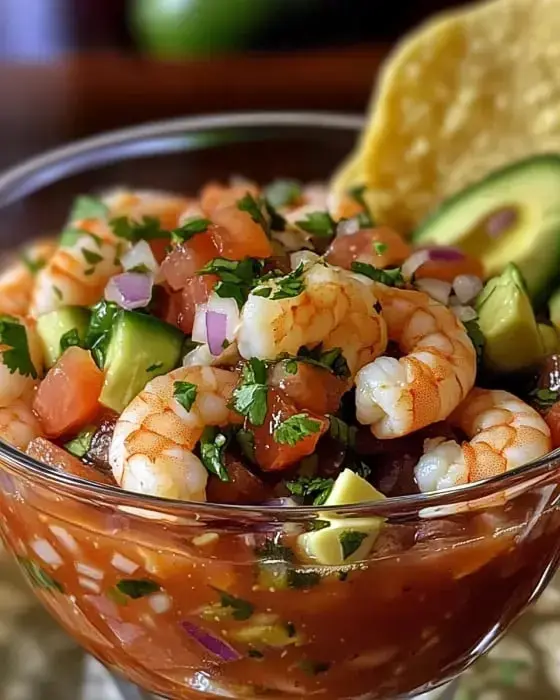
[[100, 311, 184, 413], [476, 264, 544, 373], [36, 306, 91, 368], [413, 155, 560, 305]]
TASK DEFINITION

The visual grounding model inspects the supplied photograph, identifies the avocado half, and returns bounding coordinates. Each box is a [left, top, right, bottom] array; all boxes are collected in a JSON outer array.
[[413, 155, 560, 306]]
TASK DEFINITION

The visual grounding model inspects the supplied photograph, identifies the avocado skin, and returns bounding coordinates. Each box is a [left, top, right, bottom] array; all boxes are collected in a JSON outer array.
[[36, 306, 91, 368]]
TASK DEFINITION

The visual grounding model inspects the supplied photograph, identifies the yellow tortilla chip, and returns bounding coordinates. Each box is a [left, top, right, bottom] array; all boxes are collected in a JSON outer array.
[[354, 0, 560, 233]]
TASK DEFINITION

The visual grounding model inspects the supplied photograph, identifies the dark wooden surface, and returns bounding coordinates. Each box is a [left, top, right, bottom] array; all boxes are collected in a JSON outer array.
[[0, 46, 388, 170]]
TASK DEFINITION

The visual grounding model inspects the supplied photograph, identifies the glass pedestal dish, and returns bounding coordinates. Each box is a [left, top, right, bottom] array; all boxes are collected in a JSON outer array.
[[0, 114, 559, 700]]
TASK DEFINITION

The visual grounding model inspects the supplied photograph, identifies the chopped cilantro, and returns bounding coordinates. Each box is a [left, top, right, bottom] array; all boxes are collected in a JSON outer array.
[[351, 261, 404, 287], [255, 539, 294, 564], [199, 427, 230, 482], [295, 211, 335, 238], [198, 257, 264, 308], [237, 193, 269, 234], [339, 530, 368, 560], [348, 184, 374, 227], [59, 227, 102, 249], [170, 217, 211, 245], [373, 241, 388, 255], [284, 358, 298, 375], [296, 344, 350, 379], [110, 216, 167, 243], [64, 426, 96, 458], [115, 579, 160, 599], [230, 358, 268, 426], [530, 387, 560, 410], [235, 428, 256, 463], [20, 251, 46, 275], [255, 540, 318, 590], [59, 327, 83, 353], [69, 195, 109, 222], [211, 587, 254, 621], [146, 361, 163, 373], [253, 287, 272, 298], [173, 381, 197, 412], [0, 316, 37, 378], [463, 318, 485, 362], [285, 475, 334, 506], [273, 413, 322, 446], [85, 300, 121, 369], [53, 286, 63, 300], [298, 660, 331, 676], [264, 179, 302, 208], [264, 200, 286, 231], [267, 263, 305, 301], [17, 557, 64, 593], [81, 248, 103, 266], [328, 416, 357, 448], [128, 263, 151, 274], [286, 569, 322, 589]]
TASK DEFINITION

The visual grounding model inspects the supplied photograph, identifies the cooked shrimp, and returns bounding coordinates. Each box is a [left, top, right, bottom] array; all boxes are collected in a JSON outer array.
[[102, 189, 192, 230], [0, 399, 43, 450], [109, 366, 241, 500], [30, 219, 121, 317], [236, 254, 387, 376], [0, 317, 42, 407], [0, 241, 56, 316], [355, 284, 476, 438], [415, 389, 551, 492]]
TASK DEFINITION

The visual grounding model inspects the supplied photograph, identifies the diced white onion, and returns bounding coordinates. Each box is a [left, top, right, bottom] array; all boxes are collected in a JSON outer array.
[[191, 304, 208, 344], [120, 240, 159, 274], [75, 562, 104, 580], [284, 204, 321, 229], [453, 274, 483, 304], [149, 592, 172, 614], [452, 305, 478, 322], [290, 250, 319, 270], [111, 552, 139, 575], [48, 526, 79, 554], [402, 250, 431, 279], [31, 539, 63, 569], [336, 217, 360, 237], [183, 344, 213, 367], [415, 278, 452, 305], [79, 577, 101, 594]]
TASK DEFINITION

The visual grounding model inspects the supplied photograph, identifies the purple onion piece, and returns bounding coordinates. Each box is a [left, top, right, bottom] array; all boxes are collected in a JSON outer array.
[[104, 272, 153, 310], [181, 621, 241, 662], [205, 310, 228, 356], [486, 208, 517, 239], [421, 246, 465, 262]]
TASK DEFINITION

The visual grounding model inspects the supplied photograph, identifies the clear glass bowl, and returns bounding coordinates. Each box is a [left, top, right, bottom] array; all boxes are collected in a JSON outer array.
[[0, 113, 560, 700]]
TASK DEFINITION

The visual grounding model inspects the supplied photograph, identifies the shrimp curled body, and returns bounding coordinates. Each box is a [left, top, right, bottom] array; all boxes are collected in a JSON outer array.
[[237, 255, 387, 376], [109, 366, 241, 501], [415, 389, 551, 492], [355, 284, 476, 438]]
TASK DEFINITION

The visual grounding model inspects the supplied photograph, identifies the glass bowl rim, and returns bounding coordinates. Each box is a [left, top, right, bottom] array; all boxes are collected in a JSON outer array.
[[0, 109, 558, 520]]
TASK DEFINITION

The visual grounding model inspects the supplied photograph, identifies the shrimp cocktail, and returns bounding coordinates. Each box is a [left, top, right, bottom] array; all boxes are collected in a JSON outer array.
[[3, 1, 560, 699]]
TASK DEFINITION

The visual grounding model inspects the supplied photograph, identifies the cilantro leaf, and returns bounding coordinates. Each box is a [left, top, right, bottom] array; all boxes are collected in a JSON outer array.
[[294, 211, 335, 238], [264, 179, 302, 209], [110, 216, 167, 243], [347, 184, 374, 226], [20, 251, 46, 275], [530, 387, 560, 410], [339, 530, 368, 560], [64, 426, 96, 458], [273, 413, 322, 447], [232, 384, 268, 426], [173, 381, 197, 412], [199, 427, 230, 482], [285, 475, 334, 505], [60, 327, 83, 353], [237, 193, 269, 234], [82, 248, 103, 266], [115, 579, 160, 599], [17, 557, 64, 593], [296, 344, 350, 379], [0, 316, 37, 378], [373, 242, 387, 255], [286, 569, 322, 589], [268, 263, 305, 300], [198, 257, 264, 308], [235, 428, 256, 463], [85, 301, 121, 369], [242, 357, 267, 385], [463, 318, 485, 362], [351, 261, 404, 287], [59, 227, 102, 249], [170, 217, 211, 245], [69, 195, 109, 222], [328, 416, 356, 448], [264, 200, 287, 232], [255, 539, 294, 563], [211, 587, 254, 621]]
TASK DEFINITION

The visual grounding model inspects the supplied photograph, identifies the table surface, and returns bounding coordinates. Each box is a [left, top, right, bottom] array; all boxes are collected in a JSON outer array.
[[0, 47, 559, 699]]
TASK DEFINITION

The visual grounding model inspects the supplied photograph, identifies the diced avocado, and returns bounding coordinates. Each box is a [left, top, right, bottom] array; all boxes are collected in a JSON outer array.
[[539, 323, 559, 356], [298, 469, 385, 566], [36, 306, 91, 368], [99, 311, 183, 413], [413, 155, 560, 305], [476, 263, 544, 372]]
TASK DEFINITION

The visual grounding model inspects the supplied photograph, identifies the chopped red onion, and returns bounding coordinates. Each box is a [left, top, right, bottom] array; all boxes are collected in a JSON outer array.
[[452, 305, 478, 322], [104, 273, 153, 310], [206, 311, 228, 356], [402, 250, 431, 279], [120, 240, 158, 274], [453, 274, 483, 304], [486, 208, 517, 238], [181, 621, 241, 662], [420, 246, 465, 262], [336, 217, 360, 237], [415, 278, 452, 305]]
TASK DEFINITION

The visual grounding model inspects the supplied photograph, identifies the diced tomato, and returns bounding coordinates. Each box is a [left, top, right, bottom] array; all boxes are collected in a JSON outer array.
[[210, 207, 273, 260], [545, 402, 560, 448], [206, 455, 271, 504], [270, 361, 348, 415], [160, 232, 219, 291], [175, 275, 217, 334], [326, 227, 411, 271], [252, 388, 329, 472], [27, 437, 115, 486], [149, 238, 172, 265], [415, 253, 484, 283], [200, 182, 259, 215], [33, 347, 104, 438]]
